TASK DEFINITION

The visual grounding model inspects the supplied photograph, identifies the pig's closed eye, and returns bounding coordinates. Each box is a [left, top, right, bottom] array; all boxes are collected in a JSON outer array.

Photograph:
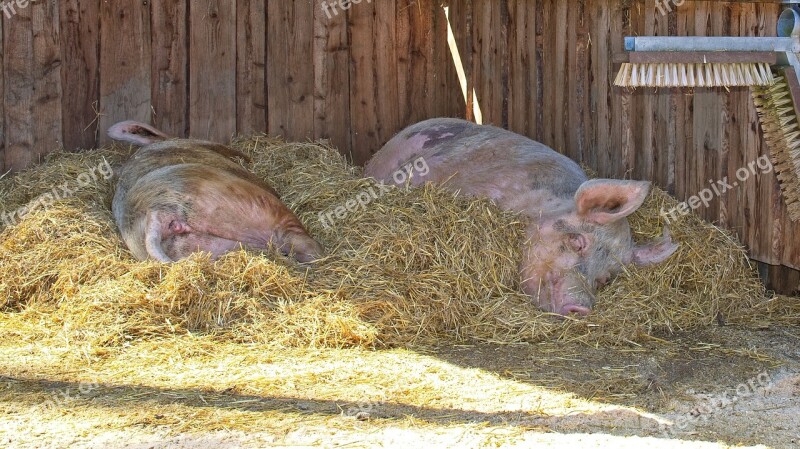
[[567, 233, 589, 254]]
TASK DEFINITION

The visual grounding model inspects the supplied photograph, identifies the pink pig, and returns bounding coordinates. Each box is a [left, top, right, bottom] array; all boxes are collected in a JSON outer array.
[[365, 118, 677, 316], [108, 121, 324, 264]]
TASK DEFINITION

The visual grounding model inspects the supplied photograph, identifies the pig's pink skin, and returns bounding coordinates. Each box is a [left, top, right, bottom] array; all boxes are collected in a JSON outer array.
[[365, 118, 678, 316], [108, 121, 324, 264]]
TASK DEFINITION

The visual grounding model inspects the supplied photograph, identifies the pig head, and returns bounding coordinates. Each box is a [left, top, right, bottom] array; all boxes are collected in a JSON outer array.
[[365, 118, 678, 316], [108, 120, 324, 264]]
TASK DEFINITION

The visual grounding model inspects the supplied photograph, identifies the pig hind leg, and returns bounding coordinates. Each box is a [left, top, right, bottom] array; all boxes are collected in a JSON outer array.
[[144, 210, 180, 262], [143, 210, 245, 261]]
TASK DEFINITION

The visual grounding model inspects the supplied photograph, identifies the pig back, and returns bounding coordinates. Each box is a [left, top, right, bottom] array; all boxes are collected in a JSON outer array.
[[113, 139, 277, 226], [368, 118, 588, 211]]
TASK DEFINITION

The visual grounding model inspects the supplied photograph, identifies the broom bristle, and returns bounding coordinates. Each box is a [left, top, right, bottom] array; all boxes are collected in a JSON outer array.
[[753, 75, 800, 221], [615, 62, 775, 88]]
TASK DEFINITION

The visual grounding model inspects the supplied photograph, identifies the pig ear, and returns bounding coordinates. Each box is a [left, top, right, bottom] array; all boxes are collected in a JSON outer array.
[[631, 227, 679, 266], [575, 179, 650, 225], [107, 120, 169, 146]]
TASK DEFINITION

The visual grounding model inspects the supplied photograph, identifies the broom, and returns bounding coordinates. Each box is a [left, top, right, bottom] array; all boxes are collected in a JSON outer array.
[[615, 6, 800, 220], [753, 68, 800, 220]]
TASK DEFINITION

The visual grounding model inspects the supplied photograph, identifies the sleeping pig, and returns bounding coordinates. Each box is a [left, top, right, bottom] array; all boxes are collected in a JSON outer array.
[[365, 118, 677, 316], [108, 120, 324, 263]]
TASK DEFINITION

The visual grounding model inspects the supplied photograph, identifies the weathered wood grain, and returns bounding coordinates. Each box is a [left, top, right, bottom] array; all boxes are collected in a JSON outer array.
[[98, 0, 151, 146], [267, 0, 314, 143], [4, 3, 35, 170], [189, 0, 236, 142], [347, 0, 381, 164], [31, 0, 63, 158], [313, 0, 351, 154], [152, 0, 188, 137], [447, 0, 474, 122], [236, 0, 266, 135], [0, 14, 4, 172], [60, 0, 99, 150]]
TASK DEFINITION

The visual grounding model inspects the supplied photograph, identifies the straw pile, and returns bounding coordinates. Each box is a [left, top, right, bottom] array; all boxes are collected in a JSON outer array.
[[0, 137, 795, 350]]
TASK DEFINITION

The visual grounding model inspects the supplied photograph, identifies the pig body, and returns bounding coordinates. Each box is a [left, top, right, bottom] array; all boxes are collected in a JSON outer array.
[[109, 121, 324, 263], [365, 118, 677, 315]]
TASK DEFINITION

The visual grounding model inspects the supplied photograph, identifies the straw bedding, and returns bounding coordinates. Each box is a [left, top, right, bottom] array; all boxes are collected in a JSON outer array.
[[0, 137, 795, 350]]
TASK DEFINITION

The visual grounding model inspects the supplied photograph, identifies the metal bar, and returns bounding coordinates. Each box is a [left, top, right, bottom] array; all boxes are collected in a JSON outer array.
[[624, 36, 800, 53], [627, 51, 778, 64]]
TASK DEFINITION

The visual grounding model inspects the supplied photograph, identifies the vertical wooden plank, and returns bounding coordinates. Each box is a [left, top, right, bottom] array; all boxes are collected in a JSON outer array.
[[375, 0, 401, 146], [266, 0, 314, 142], [552, 0, 567, 153], [565, 0, 578, 161], [348, 0, 381, 163], [707, 2, 728, 225], [446, 0, 474, 122], [564, 0, 579, 161], [677, 0, 696, 200], [508, 0, 528, 135], [746, 1, 770, 260], [634, 0, 655, 181], [3, 3, 35, 170], [499, 0, 510, 129], [0, 13, 4, 172], [395, 0, 411, 127], [717, 3, 737, 230], [236, 0, 266, 135], [410, 0, 440, 124], [525, 0, 538, 139], [540, 0, 554, 147], [189, 0, 236, 142], [432, 2, 464, 120], [60, 0, 100, 151], [589, 0, 609, 176], [31, 0, 63, 156], [313, 0, 351, 153], [782, 205, 800, 269], [690, 2, 711, 220], [569, 0, 590, 163], [533, 0, 545, 141], [472, 0, 504, 127], [152, 0, 188, 137], [99, 1, 151, 146], [726, 2, 752, 246], [759, 263, 800, 294], [614, 0, 638, 179], [443, 0, 474, 120], [653, 3, 676, 193]]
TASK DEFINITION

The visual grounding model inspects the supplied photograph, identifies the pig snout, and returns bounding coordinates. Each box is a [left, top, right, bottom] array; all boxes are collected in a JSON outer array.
[[520, 271, 596, 317], [561, 305, 592, 316]]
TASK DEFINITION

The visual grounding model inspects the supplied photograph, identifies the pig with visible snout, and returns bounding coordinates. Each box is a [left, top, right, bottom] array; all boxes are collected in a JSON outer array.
[[108, 120, 324, 263], [365, 118, 678, 316]]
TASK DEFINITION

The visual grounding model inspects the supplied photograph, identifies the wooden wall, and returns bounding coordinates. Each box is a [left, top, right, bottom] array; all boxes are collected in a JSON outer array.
[[0, 0, 465, 170], [1, 0, 799, 282]]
